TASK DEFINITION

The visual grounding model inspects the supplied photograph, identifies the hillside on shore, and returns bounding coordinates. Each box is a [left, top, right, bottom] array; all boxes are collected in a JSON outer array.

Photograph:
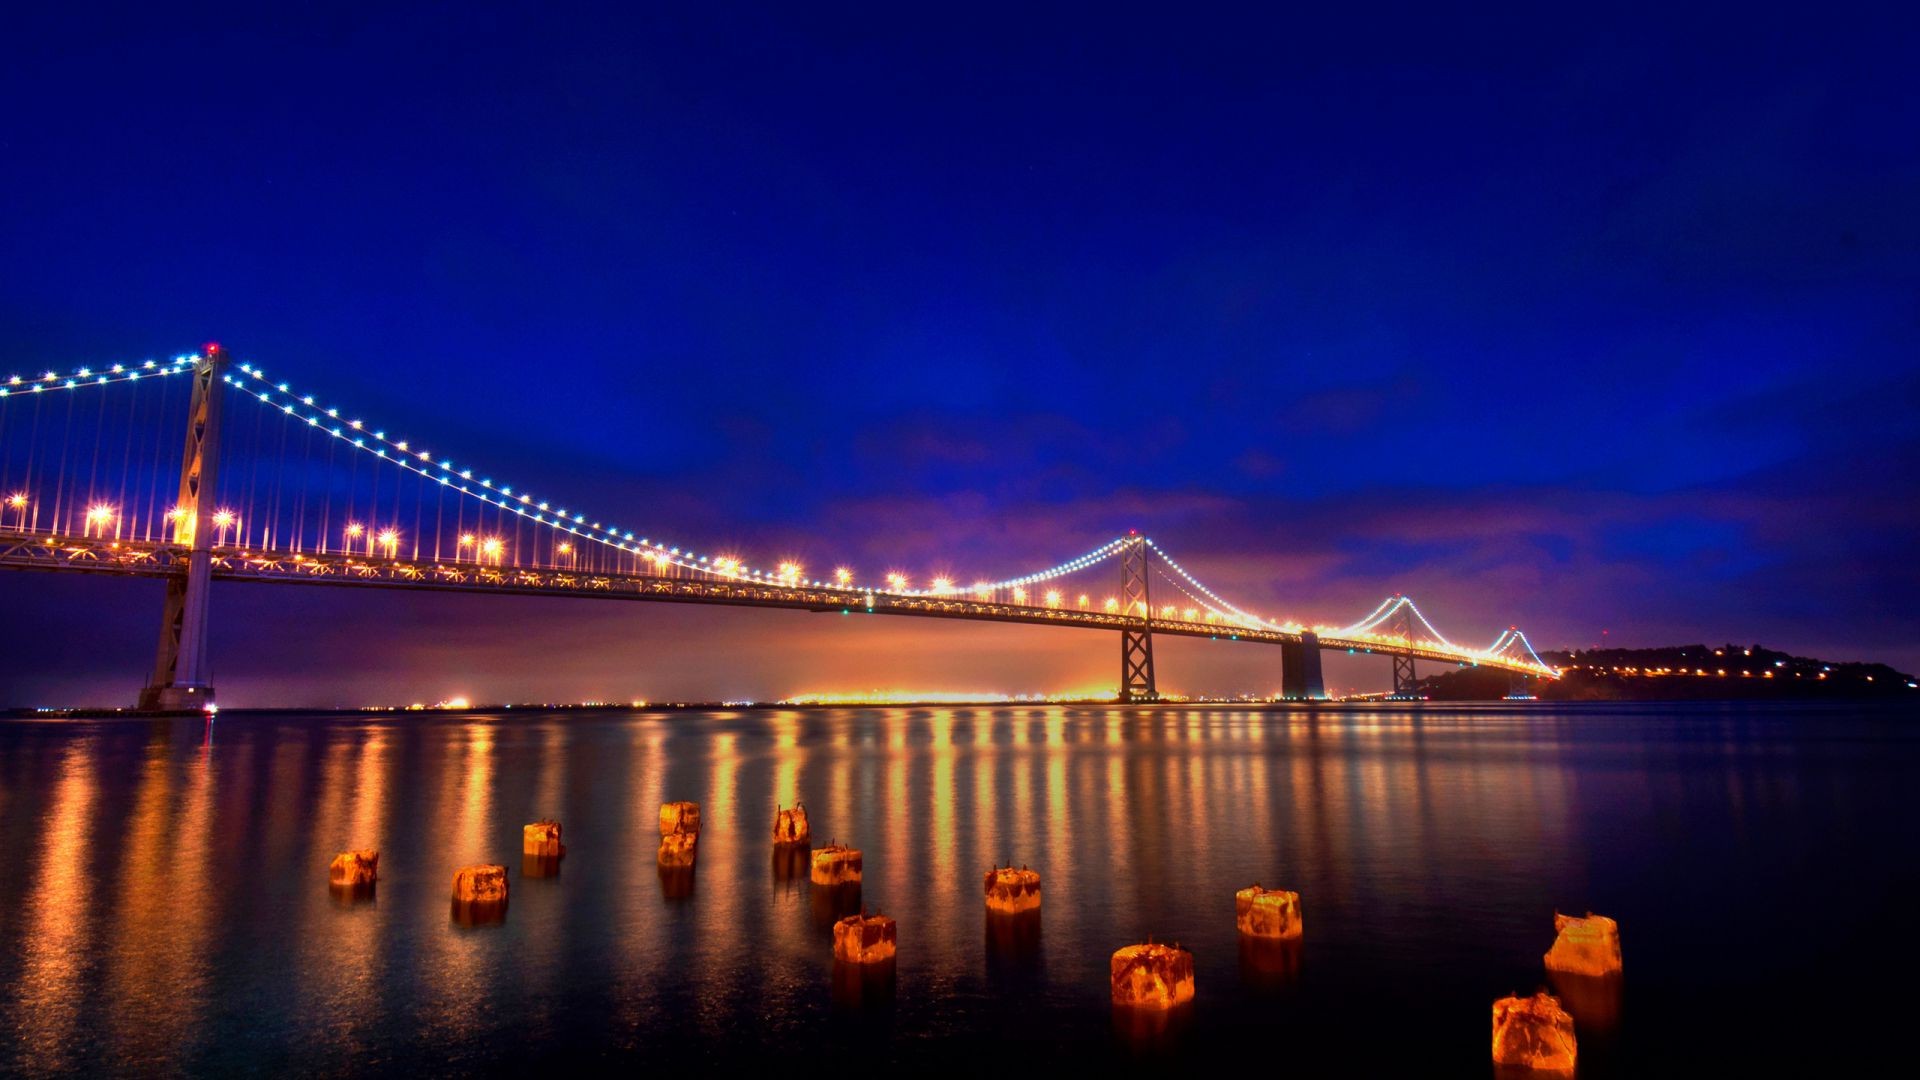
[[1418, 644, 1918, 701]]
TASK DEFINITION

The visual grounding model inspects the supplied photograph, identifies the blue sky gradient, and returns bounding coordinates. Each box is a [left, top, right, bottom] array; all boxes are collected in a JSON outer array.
[[2, 4, 1915, 703]]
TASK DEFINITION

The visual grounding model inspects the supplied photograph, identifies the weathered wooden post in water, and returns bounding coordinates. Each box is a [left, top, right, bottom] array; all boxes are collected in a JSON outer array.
[[985, 866, 1041, 914], [1234, 885, 1303, 939], [524, 820, 565, 877], [659, 801, 701, 836], [451, 864, 509, 926], [810, 841, 863, 928], [810, 842, 862, 885], [772, 803, 810, 847], [1543, 912, 1622, 976], [1490, 991, 1577, 1071], [1543, 911, 1623, 1032], [832, 912, 897, 964], [1110, 942, 1194, 1008], [138, 344, 227, 714], [329, 849, 378, 902]]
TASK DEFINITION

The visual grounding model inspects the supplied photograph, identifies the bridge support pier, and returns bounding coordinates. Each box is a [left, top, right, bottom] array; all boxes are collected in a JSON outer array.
[[1507, 670, 1531, 699], [1391, 654, 1417, 698], [1280, 632, 1326, 700], [138, 345, 226, 714]]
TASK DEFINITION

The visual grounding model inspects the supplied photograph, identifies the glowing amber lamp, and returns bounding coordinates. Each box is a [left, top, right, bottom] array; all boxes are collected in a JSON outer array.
[[985, 866, 1041, 914], [523, 820, 564, 858], [657, 831, 698, 868], [1491, 992, 1577, 1072], [329, 849, 378, 887], [659, 801, 702, 836], [1234, 884, 1302, 939], [1543, 911, 1622, 977], [811, 842, 863, 885], [832, 912, 898, 964], [1110, 943, 1195, 1008], [451, 864, 508, 904], [773, 803, 811, 846]]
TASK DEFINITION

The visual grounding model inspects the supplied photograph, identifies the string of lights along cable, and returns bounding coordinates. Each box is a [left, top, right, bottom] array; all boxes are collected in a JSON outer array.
[[0, 346, 1559, 710]]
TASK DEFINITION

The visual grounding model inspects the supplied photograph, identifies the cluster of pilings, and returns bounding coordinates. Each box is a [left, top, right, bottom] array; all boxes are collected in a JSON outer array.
[[328, 811, 1615, 1070], [1491, 912, 1624, 1072]]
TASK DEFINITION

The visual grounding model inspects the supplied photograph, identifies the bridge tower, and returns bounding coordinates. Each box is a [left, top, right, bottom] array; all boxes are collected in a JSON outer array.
[[1389, 599, 1417, 698], [138, 345, 227, 713], [1118, 532, 1157, 702]]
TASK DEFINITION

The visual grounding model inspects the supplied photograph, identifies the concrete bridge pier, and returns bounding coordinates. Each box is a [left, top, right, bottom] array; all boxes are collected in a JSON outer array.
[[1280, 632, 1326, 700]]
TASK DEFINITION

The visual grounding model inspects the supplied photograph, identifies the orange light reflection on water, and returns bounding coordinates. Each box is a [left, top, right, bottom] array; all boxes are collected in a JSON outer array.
[[0, 706, 1594, 1072], [422, 719, 496, 1041], [13, 741, 98, 1072], [296, 729, 389, 1048], [108, 726, 214, 1058]]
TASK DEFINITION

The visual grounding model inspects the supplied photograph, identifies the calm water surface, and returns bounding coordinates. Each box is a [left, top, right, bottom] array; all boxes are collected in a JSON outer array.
[[0, 703, 1913, 1075]]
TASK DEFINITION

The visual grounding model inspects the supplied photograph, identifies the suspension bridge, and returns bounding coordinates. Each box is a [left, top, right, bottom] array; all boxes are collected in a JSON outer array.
[[0, 346, 1558, 711]]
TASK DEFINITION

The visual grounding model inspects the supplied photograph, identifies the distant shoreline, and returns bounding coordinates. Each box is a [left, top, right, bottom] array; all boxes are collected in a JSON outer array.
[[6, 696, 1913, 720]]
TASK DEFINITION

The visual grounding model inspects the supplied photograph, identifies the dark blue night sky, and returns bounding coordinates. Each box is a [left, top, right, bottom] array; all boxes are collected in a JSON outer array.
[[2, 4, 1916, 704]]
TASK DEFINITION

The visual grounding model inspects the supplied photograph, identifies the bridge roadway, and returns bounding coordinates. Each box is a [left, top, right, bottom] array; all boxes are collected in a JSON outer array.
[[0, 529, 1554, 677]]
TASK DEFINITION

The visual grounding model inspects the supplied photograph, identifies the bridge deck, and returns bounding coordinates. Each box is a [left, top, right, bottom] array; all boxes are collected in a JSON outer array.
[[0, 531, 1554, 676]]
